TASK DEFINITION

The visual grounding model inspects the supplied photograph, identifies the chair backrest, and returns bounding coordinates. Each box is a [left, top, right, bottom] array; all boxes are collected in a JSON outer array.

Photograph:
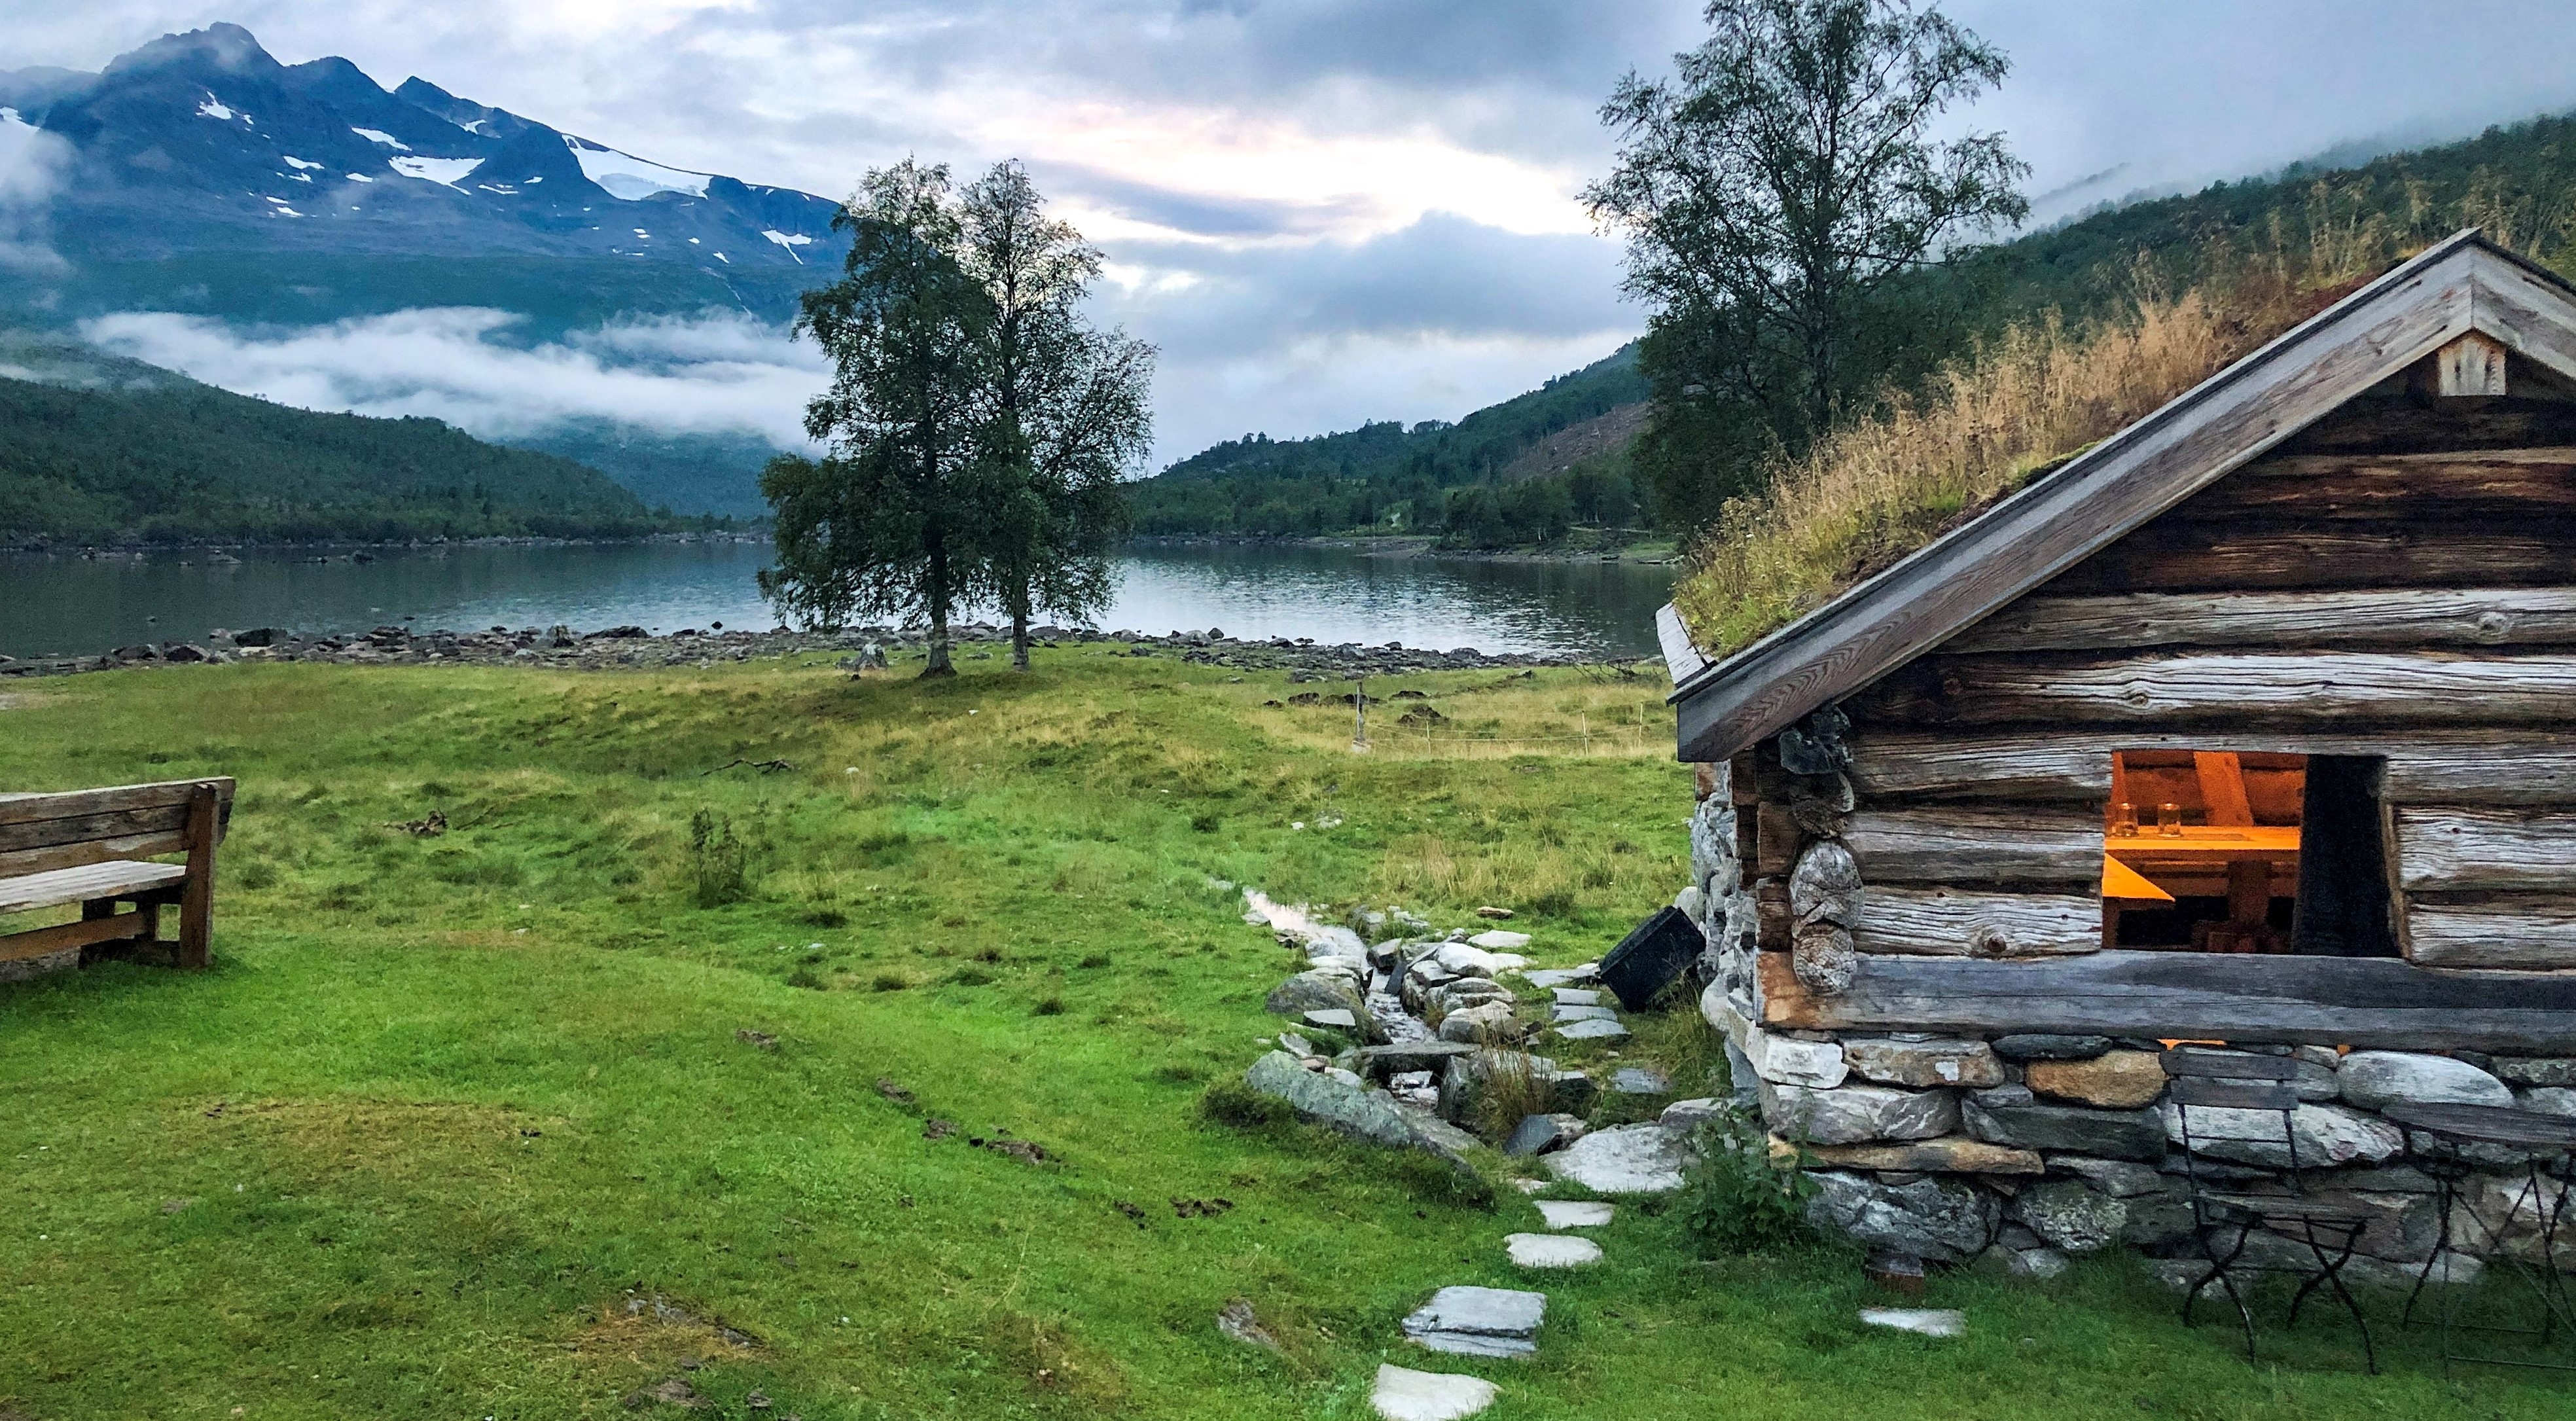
[[0, 779, 236, 878], [2163, 1047, 2309, 1195]]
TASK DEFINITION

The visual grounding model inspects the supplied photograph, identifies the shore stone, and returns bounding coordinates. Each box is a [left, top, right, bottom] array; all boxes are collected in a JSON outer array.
[[2161, 1100, 2406, 1168], [1266, 969, 1361, 1016], [1859, 1307, 1966, 1337], [1842, 1037, 2005, 1090], [1965, 1100, 2165, 1161], [1543, 1123, 1693, 1193], [1794, 1135, 2041, 1175], [1372, 1365, 1498, 1421], [1552, 1018, 1629, 1041], [1504, 1232, 1603, 1268], [1992, 1034, 2112, 1062], [1808, 1170, 1998, 1263], [2009, 1179, 2127, 1253], [1760, 1079, 1958, 1145], [2336, 1051, 2512, 1111], [1503, 1113, 1587, 1158], [2026, 1050, 2167, 1109], [1535, 1200, 1615, 1229], [1401, 1286, 1546, 1359]]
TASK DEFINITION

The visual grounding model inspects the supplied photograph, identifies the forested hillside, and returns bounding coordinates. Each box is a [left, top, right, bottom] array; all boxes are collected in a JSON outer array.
[[0, 369, 686, 546], [1130, 108, 2576, 545]]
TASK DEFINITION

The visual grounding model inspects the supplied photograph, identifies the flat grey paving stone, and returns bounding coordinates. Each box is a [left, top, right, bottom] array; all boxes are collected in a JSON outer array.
[[1402, 1286, 1547, 1359], [1304, 1008, 1359, 1030], [1859, 1308, 1965, 1337], [1504, 1232, 1603, 1268], [1609, 1066, 1672, 1094], [1552, 988, 1603, 1007], [1519, 964, 1598, 988], [1552, 1004, 1620, 1024], [1372, 1364, 1499, 1421], [1552, 1017, 1629, 1041], [1541, 1123, 1692, 1194], [1535, 1200, 1615, 1229]]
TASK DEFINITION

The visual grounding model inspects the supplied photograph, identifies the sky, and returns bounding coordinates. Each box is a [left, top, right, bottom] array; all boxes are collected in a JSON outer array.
[[14, 1, 2576, 467]]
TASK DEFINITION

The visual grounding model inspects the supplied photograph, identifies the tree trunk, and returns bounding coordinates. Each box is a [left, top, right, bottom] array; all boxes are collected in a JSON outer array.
[[922, 541, 957, 677], [1011, 604, 1031, 672]]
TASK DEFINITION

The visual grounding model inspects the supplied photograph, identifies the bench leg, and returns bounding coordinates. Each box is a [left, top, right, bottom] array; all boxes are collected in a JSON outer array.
[[178, 782, 219, 969]]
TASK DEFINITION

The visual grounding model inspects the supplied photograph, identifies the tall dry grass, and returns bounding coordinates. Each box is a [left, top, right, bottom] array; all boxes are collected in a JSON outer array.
[[1671, 243, 2406, 657]]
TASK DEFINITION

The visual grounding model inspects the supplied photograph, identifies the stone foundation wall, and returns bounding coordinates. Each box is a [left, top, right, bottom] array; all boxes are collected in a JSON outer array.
[[1678, 773, 2576, 1283]]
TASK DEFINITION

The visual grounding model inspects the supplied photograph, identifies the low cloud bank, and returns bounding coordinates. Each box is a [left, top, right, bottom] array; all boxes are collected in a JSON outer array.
[[80, 307, 828, 449]]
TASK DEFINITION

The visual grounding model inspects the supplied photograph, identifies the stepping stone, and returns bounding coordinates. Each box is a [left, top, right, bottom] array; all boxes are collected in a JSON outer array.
[[1304, 1008, 1357, 1030], [1552, 988, 1603, 1007], [1518, 964, 1598, 988], [1535, 1200, 1615, 1229], [1859, 1308, 1965, 1337], [1467, 930, 1530, 950], [1372, 1364, 1498, 1421], [1401, 1286, 1546, 1359], [1542, 1123, 1692, 1194], [1609, 1066, 1672, 1095], [1552, 1018, 1628, 1041], [1552, 1004, 1620, 1024], [1504, 1232, 1602, 1268]]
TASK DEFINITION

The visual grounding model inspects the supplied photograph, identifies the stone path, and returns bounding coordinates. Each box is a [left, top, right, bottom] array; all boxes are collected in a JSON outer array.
[[1371, 1365, 1499, 1421]]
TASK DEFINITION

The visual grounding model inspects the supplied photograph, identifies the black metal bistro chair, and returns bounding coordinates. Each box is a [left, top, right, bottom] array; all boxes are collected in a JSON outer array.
[[2166, 1047, 2379, 1372]]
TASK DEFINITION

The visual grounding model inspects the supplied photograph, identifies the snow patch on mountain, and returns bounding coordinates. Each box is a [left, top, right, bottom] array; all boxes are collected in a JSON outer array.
[[389, 156, 484, 189], [565, 136, 710, 200], [196, 96, 241, 122], [350, 127, 411, 151], [282, 156, 324, 171], [761, 230, 814, 264]]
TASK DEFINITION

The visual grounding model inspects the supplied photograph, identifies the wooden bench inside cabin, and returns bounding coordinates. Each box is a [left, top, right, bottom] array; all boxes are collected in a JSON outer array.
[[0, 778, 235, 971]]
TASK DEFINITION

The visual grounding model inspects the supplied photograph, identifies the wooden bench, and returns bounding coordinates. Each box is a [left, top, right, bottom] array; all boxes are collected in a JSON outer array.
[[0, 778, 235, 971]]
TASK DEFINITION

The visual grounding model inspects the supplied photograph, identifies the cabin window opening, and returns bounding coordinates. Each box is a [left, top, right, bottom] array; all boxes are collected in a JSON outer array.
[[2102, 751, 2397, 957]]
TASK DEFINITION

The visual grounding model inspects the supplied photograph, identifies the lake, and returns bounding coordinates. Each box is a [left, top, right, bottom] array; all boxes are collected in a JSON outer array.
[[0, 541, 1677, 662]]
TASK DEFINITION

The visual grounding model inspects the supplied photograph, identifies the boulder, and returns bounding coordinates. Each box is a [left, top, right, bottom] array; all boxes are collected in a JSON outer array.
[[1842, 1037, 2005, 1090], [1503, 1233, 1602, 1268], [1794, 1136, 2041, 1175], [1805, 1171, 1999, 1264], [1401, 1286, 1546, 1359], [1371, 1364, 1498, 1421], [1465, 930, 1531, 952], [2336, 1051, 2512, 1111], [1438, 1002, 1522, 1043], [1965, 1100, 2166, 1161], [2520, 1087, 2576, 1117], [1991, 1034, 2112, 1062], [2025, 1050, 2168, 1109], [1658, 1098, 1724, 1132], [1541, 1123, 1694, 1194], [1502, 1113, 1587, 1158], [1703, 989, 1848, 1088], [1266, 970, 1361, 1016], [1759, 1079, 1958, 1145], [1359, 1041, 1481, 1078], [2009, 1179, 2128, 1253], [1305, 1009, 1359, 1032], [2494, 1056, 2576, 1088], [1431, 943, 1524, 977], [2045, 1156, 2168, 1198], [1244, 1052, 1476, 1165], [1438, 1049, 1556, 1123], [2160, 1100, 2406, 1168], [1999, 1245, 2071, 1280]]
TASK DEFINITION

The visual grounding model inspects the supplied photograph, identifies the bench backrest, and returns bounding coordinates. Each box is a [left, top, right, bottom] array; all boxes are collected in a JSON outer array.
[[0, 778, 236, 878]]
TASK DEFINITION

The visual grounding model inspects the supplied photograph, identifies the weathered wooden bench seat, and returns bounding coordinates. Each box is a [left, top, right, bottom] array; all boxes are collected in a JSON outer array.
[[0, 778, 234, 971]]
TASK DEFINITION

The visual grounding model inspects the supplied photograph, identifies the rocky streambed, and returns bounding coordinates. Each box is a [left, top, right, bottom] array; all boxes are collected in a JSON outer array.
[[0, 621, 1624, 681]]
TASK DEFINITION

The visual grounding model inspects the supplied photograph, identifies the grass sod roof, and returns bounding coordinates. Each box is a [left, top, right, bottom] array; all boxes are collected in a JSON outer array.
[[1662, 230, 2576, 761]]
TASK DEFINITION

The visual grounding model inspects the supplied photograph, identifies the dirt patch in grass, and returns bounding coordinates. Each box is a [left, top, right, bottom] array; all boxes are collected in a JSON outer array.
[[575, 1291, 763, 1362]]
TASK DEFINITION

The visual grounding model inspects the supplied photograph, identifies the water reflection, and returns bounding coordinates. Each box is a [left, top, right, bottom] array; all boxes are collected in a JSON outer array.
[[0, 540, 1673, 660]]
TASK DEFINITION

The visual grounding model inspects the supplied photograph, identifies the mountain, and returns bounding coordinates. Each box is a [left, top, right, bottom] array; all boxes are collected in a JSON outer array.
[[0, 24, 840, 516], [0, 325, 685, 546]]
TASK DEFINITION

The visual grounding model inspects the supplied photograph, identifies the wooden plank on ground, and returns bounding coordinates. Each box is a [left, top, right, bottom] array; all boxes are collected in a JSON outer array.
[[2396, 807, 2576, 891], [2406, 894, 2576, 969], [1757, 946, 2576, 1051], [1950, 588, 2576, 654], [1854, 885, 2103, 958], [1841, 806, 2103, 885], [1853, 651, 2576, 729]]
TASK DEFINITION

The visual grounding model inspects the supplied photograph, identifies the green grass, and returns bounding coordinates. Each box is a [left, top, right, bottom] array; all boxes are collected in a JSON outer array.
[[0, 651, 2566, 1418]]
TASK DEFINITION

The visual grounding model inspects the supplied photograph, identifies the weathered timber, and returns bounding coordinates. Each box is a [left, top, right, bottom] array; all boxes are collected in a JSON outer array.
[[2437, 331, 2510, 396], [1756, 879, 1790, 951], [1656, 603, 1711, 687], [2271, 393, 2576, 456], [2168, 450, 2576, 520], [0, 778, 236, 829], [1670, 231, 2523, 763], [1853, 651, 2576, 729], [2396, 807, 2576, 891], [2044, 518, 2576, 594], [0, 908, 158, 965], [1950, 588, 2576, 655], [1847, 727, 2576, 806], [178, 783, 218, 968], [1853, 886, 2102, 959], [0, 805, 200, 857], [1840, 806, 2102, 885], [1755, 800, 1798, 877], [2406, 893, 2576, 969], [0, 860, 189, 915], [1756, 946, 2576, 1052]]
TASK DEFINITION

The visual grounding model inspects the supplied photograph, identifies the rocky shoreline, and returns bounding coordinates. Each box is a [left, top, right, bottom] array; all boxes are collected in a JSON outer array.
[[0, 620, 1638, 681]]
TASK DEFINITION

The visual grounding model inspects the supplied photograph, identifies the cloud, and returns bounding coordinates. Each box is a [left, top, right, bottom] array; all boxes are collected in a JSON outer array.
[[0, 107, 71, 274], [80, 307, 827, 448]]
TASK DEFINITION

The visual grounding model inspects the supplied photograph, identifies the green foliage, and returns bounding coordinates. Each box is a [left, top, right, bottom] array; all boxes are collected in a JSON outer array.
[[1681, 1106, 1819, 1255], [0, 369, 683, 545], [685, 808, 749, 907]]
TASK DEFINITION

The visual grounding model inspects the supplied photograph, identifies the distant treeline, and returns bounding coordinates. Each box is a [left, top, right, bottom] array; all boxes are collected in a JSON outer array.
[[1125, 109, 2576, 545], [0, 374, 694, 545]]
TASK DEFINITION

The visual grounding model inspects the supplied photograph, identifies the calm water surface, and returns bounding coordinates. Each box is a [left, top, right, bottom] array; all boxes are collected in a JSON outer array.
[[0, 541, 1674, 661]]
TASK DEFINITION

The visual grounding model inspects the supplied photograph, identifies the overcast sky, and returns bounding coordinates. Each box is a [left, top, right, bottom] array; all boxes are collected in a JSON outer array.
[[15, 1, 2576, 463]]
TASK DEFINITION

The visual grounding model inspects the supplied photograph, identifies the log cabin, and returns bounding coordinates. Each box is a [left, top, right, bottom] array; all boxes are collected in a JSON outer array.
[[1656, 230, 2576, 1272]]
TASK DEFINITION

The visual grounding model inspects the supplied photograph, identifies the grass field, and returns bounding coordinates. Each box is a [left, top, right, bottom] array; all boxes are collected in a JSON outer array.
[[1, 649, 2569, 1419]]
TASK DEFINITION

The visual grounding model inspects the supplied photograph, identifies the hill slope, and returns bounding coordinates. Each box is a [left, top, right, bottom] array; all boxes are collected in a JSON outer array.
[[0, 336, 681, 545]]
